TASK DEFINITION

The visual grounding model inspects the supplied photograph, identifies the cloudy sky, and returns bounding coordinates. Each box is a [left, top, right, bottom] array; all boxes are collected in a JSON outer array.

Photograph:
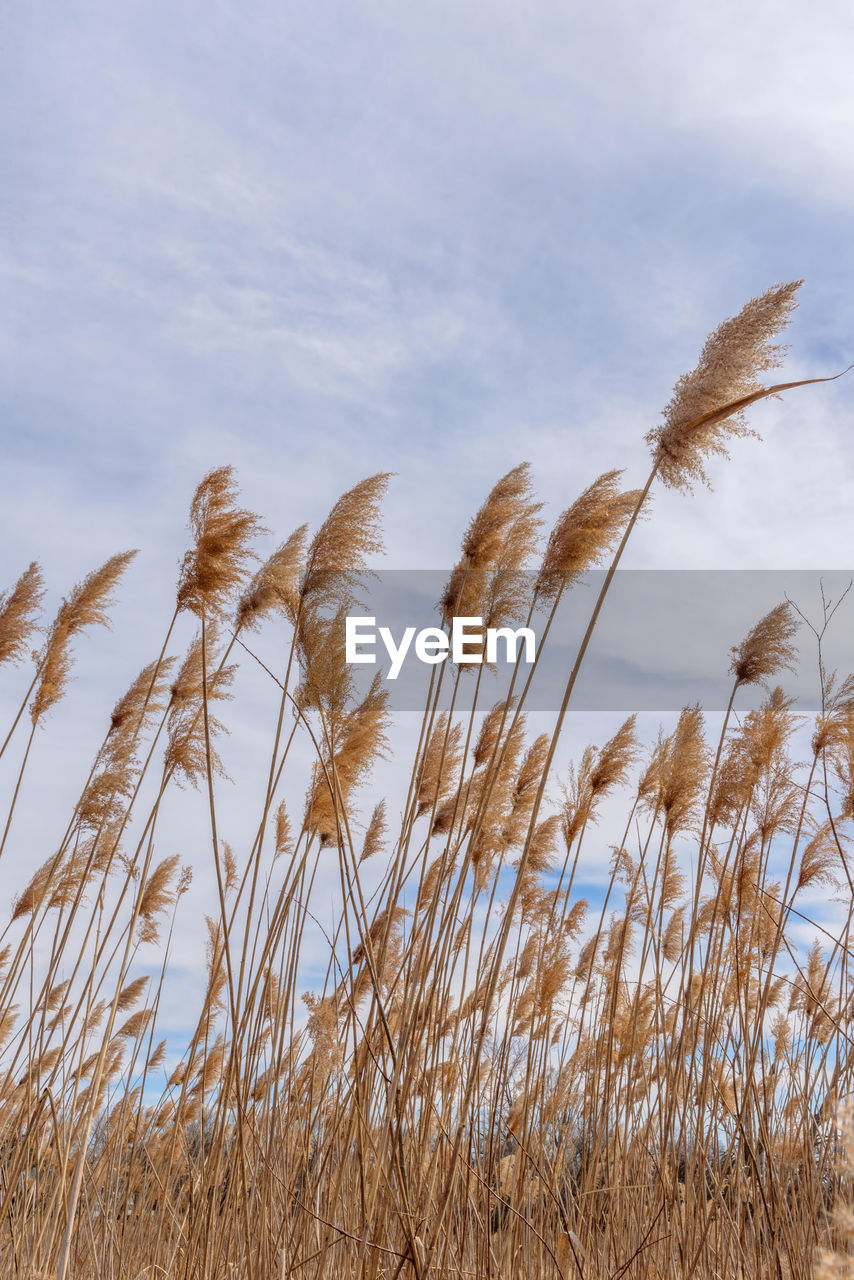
[[2, 1, 854, 1035], [4, 0, 854, 578]]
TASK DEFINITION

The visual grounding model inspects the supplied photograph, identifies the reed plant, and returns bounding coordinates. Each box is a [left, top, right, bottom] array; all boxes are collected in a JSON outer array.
[[0, 281, 852, 1279]]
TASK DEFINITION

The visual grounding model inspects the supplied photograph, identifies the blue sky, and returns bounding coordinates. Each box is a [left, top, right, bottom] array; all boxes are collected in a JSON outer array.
[[2, 1, 854, 1040]]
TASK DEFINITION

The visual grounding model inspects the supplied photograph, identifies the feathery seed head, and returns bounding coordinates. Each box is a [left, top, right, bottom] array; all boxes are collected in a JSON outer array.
[[731, 602, 799, 687], [236, 523, 307, 631], [647, 281, 802, 492], [177, 466, 264, 619], [165, 628, 235, 787], [273, 800, 293, 859], [300, 473, 390, 610], [117, 976, 149, 1012], [0, 562, 44, 668], [590, 714, 639, 799], [537, 472, 642, 602], [416, 713, 464, 818], [360, 799, 387, 862], [30, 551, 137, 723], [304, 674, 389, 845], [442, 464, 541, 624], [137, 854, 181, 944]]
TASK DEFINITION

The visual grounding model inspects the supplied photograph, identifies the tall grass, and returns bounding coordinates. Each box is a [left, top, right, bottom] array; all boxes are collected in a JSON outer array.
[[0, 281, 852, 1279]]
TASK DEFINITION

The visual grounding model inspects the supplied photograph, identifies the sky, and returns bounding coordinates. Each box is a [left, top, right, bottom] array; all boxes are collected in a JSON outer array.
[[2, 0, 854, 1046]]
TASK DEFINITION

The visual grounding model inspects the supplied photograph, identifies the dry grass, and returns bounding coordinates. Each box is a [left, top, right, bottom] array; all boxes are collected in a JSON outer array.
[[0, 282, 852, 1279]]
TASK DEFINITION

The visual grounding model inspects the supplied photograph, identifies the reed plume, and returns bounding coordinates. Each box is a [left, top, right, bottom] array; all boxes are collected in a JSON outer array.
[[657, 704, 709, 840], [0, 562, 44, 668], [236, 523, 307, 631], [730, 600, 799, 687], [137, 854, 183, 944], [536, 470, 642, 601], [646, 280, 802, 492], [442, 463, 541, 624], [304, 673, 389, 845], [415, 713, 464, 818], [300, 472, 390, 610], [273, 800, 293, 858], [78, 656, 175, 831], [360, 799, 387, 862], [30, 551, 137, 723], [164, 627, 235, 786], [177, 465, 264, 620]]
